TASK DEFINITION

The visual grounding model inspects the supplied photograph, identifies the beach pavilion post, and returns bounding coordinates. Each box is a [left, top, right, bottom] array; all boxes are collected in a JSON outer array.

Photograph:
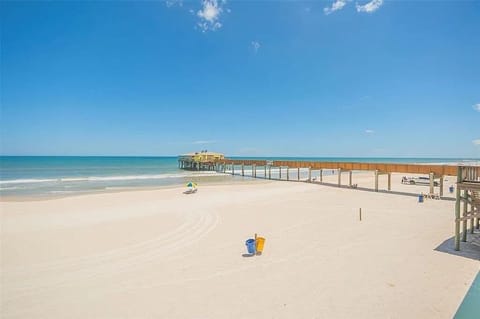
[[455, 167, 462, 250], [429, 172, 435, 195], [471, 194, 475, 234], [462, 188, 468, 242], [439, 176, 444, 197]]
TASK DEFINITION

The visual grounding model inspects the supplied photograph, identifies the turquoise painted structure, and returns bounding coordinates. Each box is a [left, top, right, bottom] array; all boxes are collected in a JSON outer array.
[[454, 271, 480, 319]]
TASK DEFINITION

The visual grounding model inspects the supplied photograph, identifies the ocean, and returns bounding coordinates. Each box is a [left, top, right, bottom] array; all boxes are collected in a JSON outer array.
[[1, 156, 478, 198]]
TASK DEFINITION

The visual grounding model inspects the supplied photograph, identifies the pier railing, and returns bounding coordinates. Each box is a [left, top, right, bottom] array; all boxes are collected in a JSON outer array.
[[219, 159, 458, 176]]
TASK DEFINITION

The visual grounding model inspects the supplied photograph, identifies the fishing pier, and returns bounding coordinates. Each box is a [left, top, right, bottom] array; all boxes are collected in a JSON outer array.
[[211, 159, 458, 195], [179, 154, 479, 251]]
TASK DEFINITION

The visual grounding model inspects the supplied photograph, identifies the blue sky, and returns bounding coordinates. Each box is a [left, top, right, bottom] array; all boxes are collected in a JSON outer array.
[[1, 0, 479, 157]]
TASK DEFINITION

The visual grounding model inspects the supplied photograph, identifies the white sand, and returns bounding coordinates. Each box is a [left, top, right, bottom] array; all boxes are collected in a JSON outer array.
[[1, 174, 478, 318]]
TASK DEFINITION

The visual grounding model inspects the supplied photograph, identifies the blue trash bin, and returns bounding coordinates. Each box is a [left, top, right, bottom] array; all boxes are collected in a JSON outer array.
[[418, 194, 424, 203], [245, 239, 256, 254], [449, 186, 454, 193]]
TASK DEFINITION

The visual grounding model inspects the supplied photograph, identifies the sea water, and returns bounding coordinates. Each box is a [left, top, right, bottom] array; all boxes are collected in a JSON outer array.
[[0, 156, 238, 198], [1, 156, 478, 198]]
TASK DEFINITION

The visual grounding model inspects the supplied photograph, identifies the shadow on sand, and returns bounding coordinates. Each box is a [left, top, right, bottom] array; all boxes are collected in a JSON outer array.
[[309, 181, 457, 201], [434, 233, 480, 261]]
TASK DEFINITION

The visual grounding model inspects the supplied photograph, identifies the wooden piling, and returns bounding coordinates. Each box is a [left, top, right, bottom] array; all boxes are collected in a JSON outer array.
[[287, 167, 289, 181], [429, 172, 434, 195], [387, 173, 391, 191], [338, 168, 341, 187], [242, 163, 244, 176], [462, 191, 467, 242], [374, 170, 379, 192], [279, 167, 282, 180], [253, 164, 256, 178], [320, 169, 323, 183], [349, 171, 352, 187], [297, 167, 300, 181], [471, 194, 475, 234], [268, 166, 271, 179], [439, 176, 444, 197], [454, 168, 461, 250], [308, 167, 311, 182], [359, 208, 362, 221]]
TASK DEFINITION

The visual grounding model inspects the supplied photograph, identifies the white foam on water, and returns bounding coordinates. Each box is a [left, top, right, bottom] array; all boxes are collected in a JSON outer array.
[[0, 172, 229, 185], [49, 190, 76, 194], [0, 186, 22, 190], [0, 178, 57, 185]]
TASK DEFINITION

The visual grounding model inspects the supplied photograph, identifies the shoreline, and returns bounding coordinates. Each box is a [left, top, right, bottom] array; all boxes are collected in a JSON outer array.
[[0, 177, 273, 202], [0, 171, 457, 202]]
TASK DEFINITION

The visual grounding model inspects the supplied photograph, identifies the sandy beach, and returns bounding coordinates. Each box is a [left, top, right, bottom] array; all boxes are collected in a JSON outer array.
[[1, 173, 479, 318]]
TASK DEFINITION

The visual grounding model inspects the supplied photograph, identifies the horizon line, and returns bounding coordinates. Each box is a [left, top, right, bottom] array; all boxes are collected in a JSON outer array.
[[1, 155, 479, 159]]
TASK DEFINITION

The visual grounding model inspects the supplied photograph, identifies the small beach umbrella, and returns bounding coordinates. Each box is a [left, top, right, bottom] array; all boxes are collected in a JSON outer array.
[[186, 181, 197, 188]]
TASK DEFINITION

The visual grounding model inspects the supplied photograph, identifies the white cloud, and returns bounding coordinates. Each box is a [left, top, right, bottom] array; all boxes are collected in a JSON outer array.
[[165, 0, 182, 8], [251, 41, 260, 53], [473, 139, 480, 146], [197, 0, 226, 32], [192, 140, 217, 145], [324, 0, 348, 15], [365, 129, 375, 134], [356, 0, 384, 13], [473, 103, 480, 112]]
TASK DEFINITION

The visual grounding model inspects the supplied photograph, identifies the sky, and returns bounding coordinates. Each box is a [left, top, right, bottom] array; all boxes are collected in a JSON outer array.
[[1, 0, 479, 157]]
